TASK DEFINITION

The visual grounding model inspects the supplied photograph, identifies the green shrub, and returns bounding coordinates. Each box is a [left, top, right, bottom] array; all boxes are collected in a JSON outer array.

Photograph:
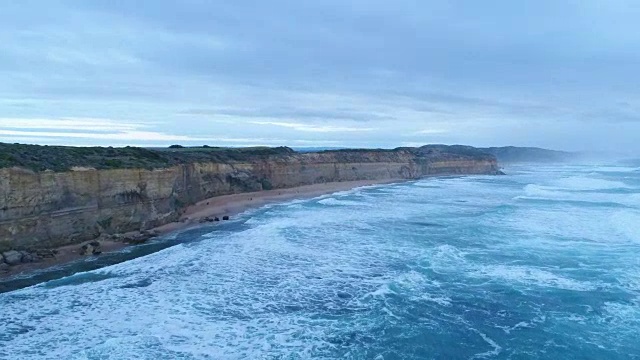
[[103, 159, 124, 168], [261, 178, 273, 190]]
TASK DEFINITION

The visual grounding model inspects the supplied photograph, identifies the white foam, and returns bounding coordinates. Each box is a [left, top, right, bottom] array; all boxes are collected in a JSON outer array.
[[552, 176, 631, 191], [474, 265, 596, 291], [602, 301, 640, 328], [497, 321, 534, 334], [394, 270, 427, 289], [71, 336, 185, 360], [518, 184, 640, 208], [413, 182, 442, 188], [471, 329, 502, 359], [426, 244, 469, 272], [522, 184, 560, 197], [419, 294, 452, 307], [592, 166, 640, 173], [366, 284, 396, 298], [317, 197, 369, 206], [610, 210, 640, 243], [503, 206, 640, 244]]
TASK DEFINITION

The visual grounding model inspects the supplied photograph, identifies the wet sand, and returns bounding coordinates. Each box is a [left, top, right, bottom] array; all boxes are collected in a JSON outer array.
[[1, 179, 403, 280]]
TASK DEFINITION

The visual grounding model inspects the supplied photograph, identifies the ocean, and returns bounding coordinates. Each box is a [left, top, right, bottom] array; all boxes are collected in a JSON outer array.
[[1, 163, 639, 359]]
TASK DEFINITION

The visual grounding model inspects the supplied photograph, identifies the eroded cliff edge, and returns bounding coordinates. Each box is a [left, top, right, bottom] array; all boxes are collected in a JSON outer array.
[[0, 144, 501, 252]]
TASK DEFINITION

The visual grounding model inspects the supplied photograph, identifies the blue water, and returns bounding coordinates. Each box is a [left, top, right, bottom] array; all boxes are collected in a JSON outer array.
[[1, 164, 639, 359]]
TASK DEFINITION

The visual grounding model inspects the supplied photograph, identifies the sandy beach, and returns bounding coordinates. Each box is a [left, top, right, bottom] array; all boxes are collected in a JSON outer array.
[[0, 179, 403, 280]]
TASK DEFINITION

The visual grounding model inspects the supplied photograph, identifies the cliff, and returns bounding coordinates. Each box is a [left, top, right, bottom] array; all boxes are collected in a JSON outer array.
[[0, 144, 500, 252]]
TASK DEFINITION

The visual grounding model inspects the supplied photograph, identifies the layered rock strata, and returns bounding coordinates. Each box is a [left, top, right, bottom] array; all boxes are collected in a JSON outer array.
[[0, 145, 501, 253]]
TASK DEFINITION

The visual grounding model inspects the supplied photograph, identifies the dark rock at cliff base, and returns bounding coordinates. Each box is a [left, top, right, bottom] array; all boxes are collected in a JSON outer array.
[[222, 216, 230, 221], [123, 232, 152, 245], [214, 217, 220, 222], [19, 251, 34, 263], [2, 250, 23, 265], [35, 249, 57, 258], [79, 245, 88, 255], [200, 217, 215, 223], [140, 230, 159, 239], [80, 241, 102, 256], [0, 262, 9, 272], [111, 234, 124, 242]]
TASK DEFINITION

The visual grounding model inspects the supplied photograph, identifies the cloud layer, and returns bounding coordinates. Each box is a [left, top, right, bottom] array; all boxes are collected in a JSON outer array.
[[1, 1, 639, 153]]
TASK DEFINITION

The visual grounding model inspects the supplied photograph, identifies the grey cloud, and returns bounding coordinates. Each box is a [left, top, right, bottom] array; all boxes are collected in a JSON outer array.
[[580, 109, 640, 123], [178, 108, 393, 122], [0, 0, 639, 151]]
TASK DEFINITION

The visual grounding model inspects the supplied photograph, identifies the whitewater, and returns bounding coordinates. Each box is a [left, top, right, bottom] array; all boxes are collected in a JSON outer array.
[[1, 163, 639, 359]]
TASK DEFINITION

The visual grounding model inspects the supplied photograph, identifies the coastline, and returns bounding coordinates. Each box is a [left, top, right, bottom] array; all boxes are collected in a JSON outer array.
[[0, 178, 404, 282]]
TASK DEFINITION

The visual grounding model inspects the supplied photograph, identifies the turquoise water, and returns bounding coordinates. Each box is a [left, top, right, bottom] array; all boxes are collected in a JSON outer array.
[[1, 164, 639, 359]]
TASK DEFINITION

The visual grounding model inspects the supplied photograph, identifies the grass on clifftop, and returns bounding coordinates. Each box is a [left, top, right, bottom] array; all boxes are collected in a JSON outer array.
[[0, 143, 295, 172], [0, 142, 498, 172]]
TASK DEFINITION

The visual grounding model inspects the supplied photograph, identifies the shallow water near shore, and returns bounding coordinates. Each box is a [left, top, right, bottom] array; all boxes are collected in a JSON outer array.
[[1, 163, 639, 359]]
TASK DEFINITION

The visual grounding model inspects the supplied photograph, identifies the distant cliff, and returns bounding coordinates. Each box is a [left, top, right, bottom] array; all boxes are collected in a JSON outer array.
[[480, 146, 574, 163], [0, 143, 500, 252]]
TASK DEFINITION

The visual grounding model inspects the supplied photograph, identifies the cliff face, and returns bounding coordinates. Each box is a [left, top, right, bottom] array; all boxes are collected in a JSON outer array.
[[0, 146, 500, 251]]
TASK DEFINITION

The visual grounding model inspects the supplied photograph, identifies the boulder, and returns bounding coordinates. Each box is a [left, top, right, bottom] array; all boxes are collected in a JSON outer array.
[[214, 217, 220, 222], [222, 215, 230, 221], [0, 263, 9, 273], [141, 230, 159, 238], [35, 249, 57, 259], [19, 251, 34, 263], [79, 244, 89, 255], [0, 253, 4, 264], [2, 250, 23, 265], [80, 241, 102, 256], [123, 232, 152, 245], [89, 241, 102, 255], [111, 234, 125, 242]]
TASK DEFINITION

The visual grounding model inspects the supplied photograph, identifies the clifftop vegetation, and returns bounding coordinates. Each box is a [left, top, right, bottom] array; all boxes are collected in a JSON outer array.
[[0, 143, 295, 172], [0, 142, 499, 172]]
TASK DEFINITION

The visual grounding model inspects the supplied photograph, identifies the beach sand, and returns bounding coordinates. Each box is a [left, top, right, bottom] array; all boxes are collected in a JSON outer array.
[[1, 179, 403, 280]]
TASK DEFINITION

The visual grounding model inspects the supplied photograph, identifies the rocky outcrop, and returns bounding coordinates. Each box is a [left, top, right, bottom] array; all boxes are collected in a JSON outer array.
[[2, 251, 23, 265], [79, 241, 102, 256], [0, 248, 52, 271], [0, 145, 500, 252]]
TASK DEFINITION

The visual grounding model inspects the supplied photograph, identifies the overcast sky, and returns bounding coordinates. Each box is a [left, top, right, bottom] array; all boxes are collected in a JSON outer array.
[[1, 1, 639, 152]]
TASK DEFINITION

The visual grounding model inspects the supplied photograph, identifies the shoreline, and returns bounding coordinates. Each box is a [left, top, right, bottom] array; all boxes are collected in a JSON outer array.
[[0, 178, 404, 282]]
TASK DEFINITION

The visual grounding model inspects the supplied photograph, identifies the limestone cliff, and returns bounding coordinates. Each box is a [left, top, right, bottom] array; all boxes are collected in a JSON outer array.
[[0, 144, 500, 251]]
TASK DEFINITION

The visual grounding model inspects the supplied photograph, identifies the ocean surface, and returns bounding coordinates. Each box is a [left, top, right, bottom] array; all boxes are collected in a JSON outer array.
[[1, 163, 639, 359]]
